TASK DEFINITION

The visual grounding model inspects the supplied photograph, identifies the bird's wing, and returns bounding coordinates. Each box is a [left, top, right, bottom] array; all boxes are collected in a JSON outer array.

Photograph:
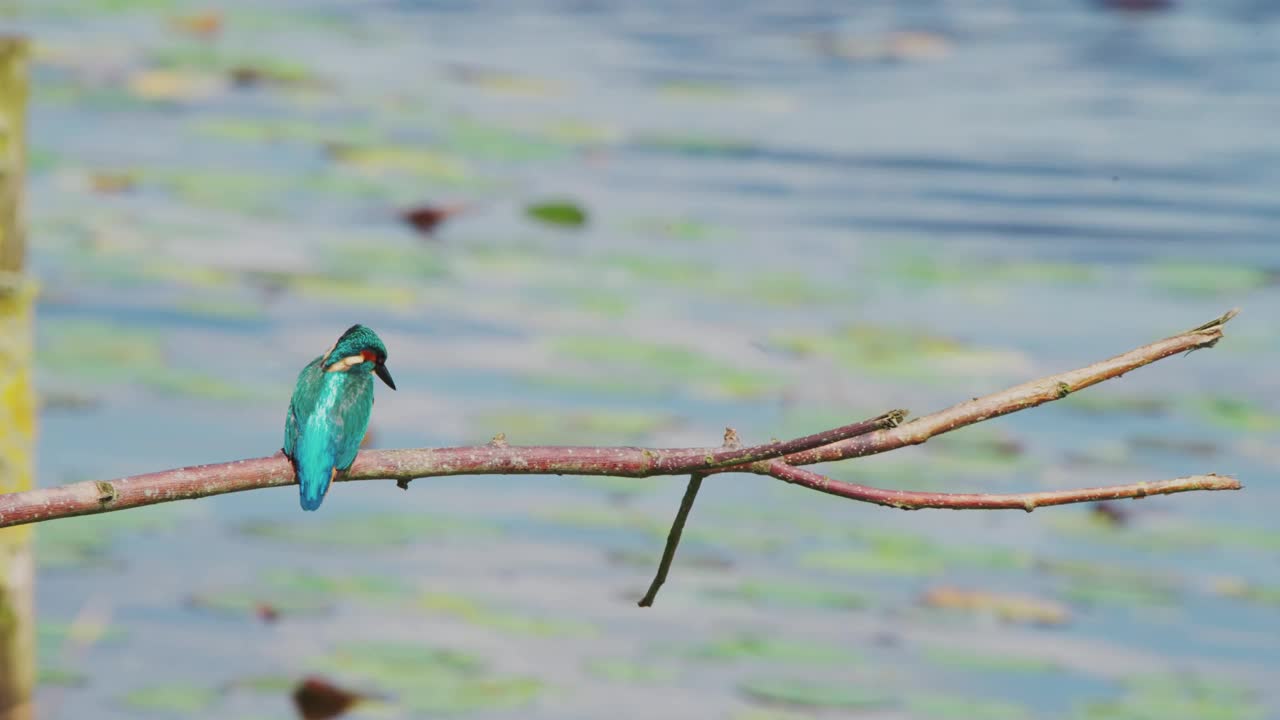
[[283, 357, 325, 460], [333, 372, 375, 471]]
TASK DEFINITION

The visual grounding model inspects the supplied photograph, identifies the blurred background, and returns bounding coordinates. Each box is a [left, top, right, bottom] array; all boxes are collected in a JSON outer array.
[[3, 0, 1279, 718]]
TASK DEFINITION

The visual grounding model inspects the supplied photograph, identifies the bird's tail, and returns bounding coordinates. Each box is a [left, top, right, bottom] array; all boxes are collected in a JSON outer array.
[[298, 462, 336, 511]]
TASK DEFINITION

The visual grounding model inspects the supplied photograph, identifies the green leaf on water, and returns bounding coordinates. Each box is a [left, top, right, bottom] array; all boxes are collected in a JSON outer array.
[[238, 513, 494, 548], [473, 408, 677, 445], [1144, 261, 1271, 297], [552, 335, 781, 400], [691, 633, 860, 665], [419, 592, 596, 638], [703, 580, 869, 610], [772, 324, 1029, 383], [1040, 558, 1181, 607], [583, 658, 677, 684], [315, 642, 543, 714], [920, 646, 1060, 674], [38, 666, 88, 688], [1186, 396, 1280, 432], [739, 678, 894, 710], [526, 200, 588, 228], [804, 528, 1029, 577], [120, 683, 221, 713], [1075, 672, 1264, 720], [908, 693, 1034, 719]]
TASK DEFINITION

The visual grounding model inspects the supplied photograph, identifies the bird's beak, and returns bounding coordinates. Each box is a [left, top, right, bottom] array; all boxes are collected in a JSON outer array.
[[375, 363, 397, 390]]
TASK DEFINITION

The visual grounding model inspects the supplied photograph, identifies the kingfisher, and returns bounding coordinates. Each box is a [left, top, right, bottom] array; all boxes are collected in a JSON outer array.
[[283, 324, 396, 511]]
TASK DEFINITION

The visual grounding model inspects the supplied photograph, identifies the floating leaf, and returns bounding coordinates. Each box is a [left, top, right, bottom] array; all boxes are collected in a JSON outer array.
[[692, 633, 860, 665], [1210, 577, 1280, 607], [526, 200, 588, 228], [1076, 672, 1264, 720], [920, 586, 1071, 626], [419, 592, 596, 638], [908, 693, 1033, 719], [400, 204, 468, 236], [315, 642, 543, 714], [772, 324, 1030, 382], [739, 678, 893, 710], [330, 144, 470, 184], [552, 336, 781, 400], [120, 683, 220, 713], [583, 658, 677, 684], [239, 513, 494, 548], [1187, 396, 1280, 432], [1145, 261, 1270, 297], [292, 676, 371, 720], [474, 408, 676, 445], [703, 580, 869, 610], [922, 646, 1061, 674], [1039, 559, 1181, 607]]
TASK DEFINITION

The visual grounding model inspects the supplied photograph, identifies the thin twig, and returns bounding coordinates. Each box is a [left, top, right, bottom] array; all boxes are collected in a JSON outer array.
[[638, 473, 705, 608], [768, 307, 1240, 468], [765, 462, 1241, 511]]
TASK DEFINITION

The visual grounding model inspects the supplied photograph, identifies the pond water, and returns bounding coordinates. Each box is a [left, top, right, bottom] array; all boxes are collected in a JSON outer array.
[[6, 0, 1280, 718]]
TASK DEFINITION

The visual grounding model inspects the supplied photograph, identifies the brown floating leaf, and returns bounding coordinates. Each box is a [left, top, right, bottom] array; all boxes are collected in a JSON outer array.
[[88, 171, 137, 194], [170, 11, 223, 39], [921, 586, 1071, 626], [255, 602, 280, 624], [400, 203, 468, 236], [292, 676, 365, 720], [1091, 501, 1131, 527]]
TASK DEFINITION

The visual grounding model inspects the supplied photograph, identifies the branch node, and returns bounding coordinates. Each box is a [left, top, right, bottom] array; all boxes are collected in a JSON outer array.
[[722, 427, 741, 449], [489, 432, 508, 448], [396, 479, 411, 491], [882, 409, 910, 428], [1055, 382, 1071, 399], [94, 481, 116, 505]]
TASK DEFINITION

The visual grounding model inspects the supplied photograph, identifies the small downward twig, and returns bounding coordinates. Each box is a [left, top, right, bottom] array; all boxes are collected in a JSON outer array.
[[638, 473, 705, 607]]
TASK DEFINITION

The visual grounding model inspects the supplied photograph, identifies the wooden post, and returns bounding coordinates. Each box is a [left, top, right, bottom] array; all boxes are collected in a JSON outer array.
[[0, 36, 34, 720]]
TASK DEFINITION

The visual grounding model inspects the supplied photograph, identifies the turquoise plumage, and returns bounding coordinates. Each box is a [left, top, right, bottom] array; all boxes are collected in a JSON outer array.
[[283, 325, 396, 511]]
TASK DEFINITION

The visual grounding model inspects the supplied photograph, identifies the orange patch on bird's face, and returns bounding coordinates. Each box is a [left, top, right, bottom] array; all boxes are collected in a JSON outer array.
[[325, 353, 372, 372]]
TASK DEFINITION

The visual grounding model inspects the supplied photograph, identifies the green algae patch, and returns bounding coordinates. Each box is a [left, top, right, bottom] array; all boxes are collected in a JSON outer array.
[[583, 658, 677, 684], [419, 592, 596, 638], [1144, 261, 1272, 297], [36, 504, 185, 569], [189, 570, 411, 618], [119, 683, 221, 713], [473, 408, 677, 445], [803, 528, 1029, 577], [551, 335, 782, 400], [238, 513, 495, 549], [1074, 673, 1264, 720], [772, 323, 1029, 382], [908, 693, 1034, 719], [1039, 559, 1181, 608], [739, 678, 894, 711], [920, 646, 1061, 674], [1186, 396, 1280, 432], [691, 633, 860, 665], [703, 579, 870, 610], [315, 641, 544, 714]]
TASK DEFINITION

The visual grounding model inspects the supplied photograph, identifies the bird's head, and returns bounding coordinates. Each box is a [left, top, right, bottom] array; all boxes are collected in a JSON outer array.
[[321, 324, 396, 390]]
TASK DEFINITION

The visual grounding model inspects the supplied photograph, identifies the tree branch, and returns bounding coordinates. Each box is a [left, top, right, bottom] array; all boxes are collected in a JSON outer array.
[[0, 309, 1243, 539], [766, 463, 1240, 511], [770, 308, 1239, 468]]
